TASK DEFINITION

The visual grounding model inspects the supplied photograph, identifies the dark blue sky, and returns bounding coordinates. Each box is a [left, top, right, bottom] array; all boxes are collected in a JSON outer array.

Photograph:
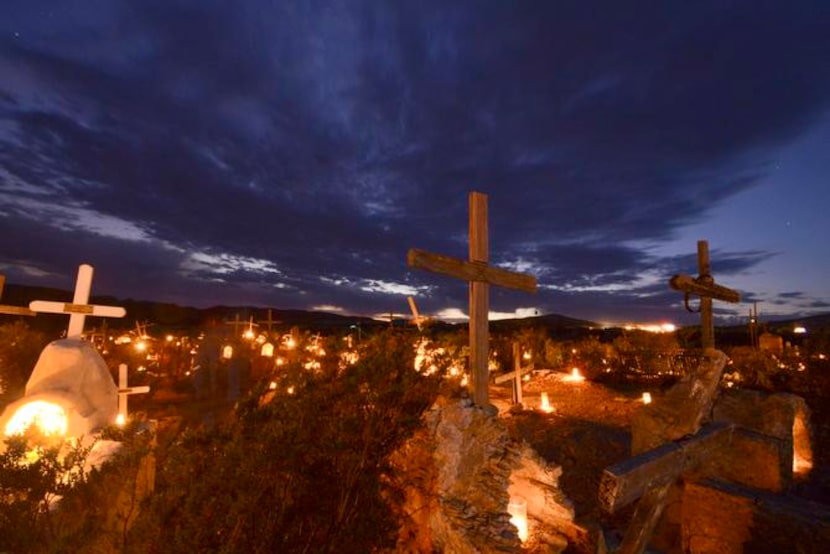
[[1, 1, 829, 326]]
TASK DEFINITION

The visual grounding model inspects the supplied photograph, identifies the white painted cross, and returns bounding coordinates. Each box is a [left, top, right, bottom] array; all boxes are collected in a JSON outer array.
[[29, 264, 126, 338], [116, 363, 150, 425], [408, 191, 537, 407]]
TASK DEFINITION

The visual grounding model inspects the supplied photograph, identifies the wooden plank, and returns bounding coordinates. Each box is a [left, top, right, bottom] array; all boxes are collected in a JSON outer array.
[[0, 305, 36, 316], [617, 482, 672, 554], [407, 249, 537, 292], [599, 422, 734, 514], [669, 274, 740, 303], [469, 191, 490, 407], [494, 366, 533, 384], [29, 300, 126, 318]]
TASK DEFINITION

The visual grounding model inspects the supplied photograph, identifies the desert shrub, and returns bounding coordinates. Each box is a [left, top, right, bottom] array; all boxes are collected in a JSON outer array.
[[128, 330, 446, 553], [0, 321, 49, 400], [0, 431, 92, 552]]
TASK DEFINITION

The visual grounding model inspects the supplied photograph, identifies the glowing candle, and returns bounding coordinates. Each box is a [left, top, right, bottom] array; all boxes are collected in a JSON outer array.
[[507, 496, 528, 542], [642, 392, 652, 404]]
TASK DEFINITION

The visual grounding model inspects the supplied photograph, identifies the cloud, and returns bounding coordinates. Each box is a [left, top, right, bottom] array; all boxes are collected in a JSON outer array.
[[1, 2, 828, 322]]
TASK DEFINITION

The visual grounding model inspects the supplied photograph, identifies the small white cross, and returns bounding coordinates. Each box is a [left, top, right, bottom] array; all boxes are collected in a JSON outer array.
[[28, 264, 126, 338], [117, 363, 150, 424]]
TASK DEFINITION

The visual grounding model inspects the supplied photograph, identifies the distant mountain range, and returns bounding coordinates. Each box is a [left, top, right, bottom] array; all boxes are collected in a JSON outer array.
[[1, 282, 827, 336]]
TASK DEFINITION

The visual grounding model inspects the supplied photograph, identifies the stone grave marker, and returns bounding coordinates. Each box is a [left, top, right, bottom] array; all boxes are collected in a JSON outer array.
[[408, 191, 537, 407], [29, 264, 126, 338]]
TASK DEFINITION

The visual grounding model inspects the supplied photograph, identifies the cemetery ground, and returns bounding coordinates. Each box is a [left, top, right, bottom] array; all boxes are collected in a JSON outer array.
[[133, 355, 830, 552], [3, 321, 830, 552]]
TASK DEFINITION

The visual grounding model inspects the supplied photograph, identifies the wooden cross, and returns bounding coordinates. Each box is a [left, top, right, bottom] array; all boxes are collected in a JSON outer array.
[[669, 240, 740, 349], [116, 363, 150, 423], [601, 241, 741, 554], [494, 341, 533, 405], [408, 191, 537, 407], [224, 313, 246, 336], [0, 275, 36, 317], [29, 264, 126, 338], [258, 309, 281, 333]]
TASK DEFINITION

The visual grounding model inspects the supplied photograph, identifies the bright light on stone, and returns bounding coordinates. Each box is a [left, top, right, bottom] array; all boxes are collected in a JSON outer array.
[[507, 496, 529, 542], [563, 368, 585, 383], [5, 401, 68, 437], [539, 392, 554, 413], [642, 392, 652, 404]]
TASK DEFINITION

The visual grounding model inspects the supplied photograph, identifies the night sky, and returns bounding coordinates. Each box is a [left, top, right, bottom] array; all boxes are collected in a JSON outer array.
[[1, 1, 829, 326]]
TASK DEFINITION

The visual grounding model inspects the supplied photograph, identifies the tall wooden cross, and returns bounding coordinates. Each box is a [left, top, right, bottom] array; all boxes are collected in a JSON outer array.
[[669, 240, 740, 349], [408, 191, 537, 407], [0, 275, 36, 317], [29, 264, 126, 338], [604, 240, 741, 554]]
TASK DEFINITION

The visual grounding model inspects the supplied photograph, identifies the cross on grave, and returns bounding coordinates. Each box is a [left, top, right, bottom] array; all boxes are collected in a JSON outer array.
[[599, 240, 741, 554], [258, 309, 281, 333], [116, 363, 150, 424], [29, 264, 126, 338], [408, 191, 537, 407], [493, 341, 534, 405], [669, 240, 741, 349], [0, 274, 36, 317], [224, 313, 246, 337]]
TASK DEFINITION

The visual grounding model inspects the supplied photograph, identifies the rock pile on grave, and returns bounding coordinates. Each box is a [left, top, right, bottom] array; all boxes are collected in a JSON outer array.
[[391, 394, 574, 553]]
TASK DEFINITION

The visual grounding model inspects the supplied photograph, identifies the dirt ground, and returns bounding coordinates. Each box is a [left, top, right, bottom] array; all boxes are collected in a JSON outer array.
[[492, 370, 830, 551]]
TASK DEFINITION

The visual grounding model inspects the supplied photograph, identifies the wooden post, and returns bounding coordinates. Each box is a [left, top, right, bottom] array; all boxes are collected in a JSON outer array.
[[697, 241, 714, 349], [29, 264, 126, 338], [512, 341, 523, 404], [407, 192, 537, 407]]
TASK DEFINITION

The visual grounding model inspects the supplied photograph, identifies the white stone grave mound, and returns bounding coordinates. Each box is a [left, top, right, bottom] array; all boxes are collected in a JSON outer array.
[[0, 339, 117, 441]]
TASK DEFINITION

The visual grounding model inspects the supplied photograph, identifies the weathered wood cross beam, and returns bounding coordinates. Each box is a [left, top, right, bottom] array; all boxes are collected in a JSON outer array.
[[29, 264, 126, 338], [408, 191, 537, 407], [0, 275, 36, 317]]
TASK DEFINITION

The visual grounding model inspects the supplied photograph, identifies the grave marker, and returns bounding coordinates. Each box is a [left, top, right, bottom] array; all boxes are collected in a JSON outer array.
[[494, 342, 533, 405], [603, 240, 741, 554], [117, 363, 150, 423], [29, 264, 126, 338], [408, 191, 537, 407], [258, 309, 281, 333]]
